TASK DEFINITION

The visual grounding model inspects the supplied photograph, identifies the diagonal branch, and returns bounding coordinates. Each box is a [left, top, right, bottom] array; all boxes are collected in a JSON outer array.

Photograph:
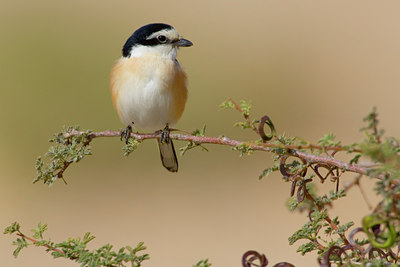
[[64, 130, 381, 179], [16, 233, 65, 255]]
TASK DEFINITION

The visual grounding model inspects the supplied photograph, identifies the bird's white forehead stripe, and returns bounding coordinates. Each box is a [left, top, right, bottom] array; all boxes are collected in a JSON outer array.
[[146, 29, 179, 40]]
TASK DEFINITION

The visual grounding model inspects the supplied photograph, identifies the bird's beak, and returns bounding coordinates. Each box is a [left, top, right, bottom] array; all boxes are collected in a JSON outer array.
[[175, 38, 193, 47]]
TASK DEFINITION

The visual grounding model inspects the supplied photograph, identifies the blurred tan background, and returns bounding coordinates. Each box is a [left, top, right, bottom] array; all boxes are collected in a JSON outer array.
[[1, 1, 400, 266]]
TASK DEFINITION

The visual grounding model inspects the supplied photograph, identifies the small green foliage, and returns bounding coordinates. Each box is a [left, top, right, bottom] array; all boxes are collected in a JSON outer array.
[[192, 125, 207, 137], [349, 153, 362, 164], [360, 259, 399, 267], [4, 222, 21, 235], [296, 242, 319, 256], [269, 134, 295, 157], [318, 134, 341, 148], [238, 100, 252, 117], [233, 119, 257, 130], [34, 126, 92, 186], [334, 221, 354, 236], [288, 187, 355, 257], [277, 134, 295, 146], [289, 204, 355, 257], [4, 222, 149, 267], [123, 137, 142, 156], [289, 208, 328, 246], [343, 143, 359, 153], [180, 125, 208, 155], [4, 222, 28, 257], [356, 108, 400, 219], [360, 138, 400, 166], [361, 107, 384, 143], [220, 99, 257, 131], [219, 99, 252, 117], [193, 259, 212, 267], [12, 237, 28, 258], [31, 222, 47, 239], [232, 143, 253, 156], [287, 197, 299, 211], [314, 190, 346, 207], [259, 162, 280, 180], [324, 217, 339, 235], [219, 99, 236, 110]]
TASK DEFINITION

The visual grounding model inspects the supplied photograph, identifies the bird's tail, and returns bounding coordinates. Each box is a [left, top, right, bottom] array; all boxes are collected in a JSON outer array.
[[157, 138, 178, 172]]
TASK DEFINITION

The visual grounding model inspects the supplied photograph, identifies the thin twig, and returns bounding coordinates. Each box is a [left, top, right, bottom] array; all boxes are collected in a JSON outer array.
[[343, 175, 372, 210], [16, 233, 65, 255], [305, 192, 351, 247]]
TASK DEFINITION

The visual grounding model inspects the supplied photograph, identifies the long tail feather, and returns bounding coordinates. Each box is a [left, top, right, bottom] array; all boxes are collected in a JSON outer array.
[[157, 138, 178, 172]]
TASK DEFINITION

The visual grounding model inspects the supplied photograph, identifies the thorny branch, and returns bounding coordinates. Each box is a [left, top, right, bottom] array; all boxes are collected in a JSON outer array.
[[64, 129, 379, 179]]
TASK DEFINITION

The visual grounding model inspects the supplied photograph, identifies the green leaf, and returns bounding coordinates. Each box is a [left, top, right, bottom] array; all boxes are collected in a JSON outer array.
[[193, 259, 212, 267], [349, 153, 361, 164], [219, 99, 235, 110], [31, 222, 48, 239], [12, 237, 28, 258], [4, 222, 21, 234], [259, 162, 280, 180], [123, 137, 142, 156], [318, 134, 341, 148], [239, 100, 252, 117], [180, 125, 209, 156], [296, 241, 318, 256], [232, 143, 253, 156], [33, 126, 93, 185]]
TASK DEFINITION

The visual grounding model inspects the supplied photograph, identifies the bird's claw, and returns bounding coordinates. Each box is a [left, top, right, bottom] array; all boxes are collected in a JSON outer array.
[[120, 125, 132, 144], [158, 125, 170, 144]]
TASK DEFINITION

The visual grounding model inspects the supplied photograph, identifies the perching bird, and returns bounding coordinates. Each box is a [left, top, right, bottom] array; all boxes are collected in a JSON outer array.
[[110, 23, 192, 172]]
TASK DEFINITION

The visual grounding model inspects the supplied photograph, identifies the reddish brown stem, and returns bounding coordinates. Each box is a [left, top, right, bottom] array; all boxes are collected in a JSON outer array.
[[305, 192, 350, 247], [16, 233, 65, 255], [64, 130, 381, 179]]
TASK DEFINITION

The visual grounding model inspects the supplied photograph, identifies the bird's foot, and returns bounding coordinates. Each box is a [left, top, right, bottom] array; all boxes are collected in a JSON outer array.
[[157, 125, 171, 144], [120, 125, 132, 144]]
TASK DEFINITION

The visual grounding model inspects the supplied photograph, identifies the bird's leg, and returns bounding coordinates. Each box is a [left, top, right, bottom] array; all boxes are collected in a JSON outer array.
[[159, 124, 171, 144], [120, 125, 132, 144]]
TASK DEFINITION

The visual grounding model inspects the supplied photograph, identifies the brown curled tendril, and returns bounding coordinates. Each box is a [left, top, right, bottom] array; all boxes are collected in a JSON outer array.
[[279, 156, 307, 179], [290, 178, 298, 197], [241, 251, 294, 267], [257, 115, 276, 142], [318, 246, 348, 267], [348, 227, 366, 251], [242, 250, 268, 267], [368, 247, 389, 260], [297, 178, 312, 202], [272, 263, 295, 267], [313, 164, 338, 183]]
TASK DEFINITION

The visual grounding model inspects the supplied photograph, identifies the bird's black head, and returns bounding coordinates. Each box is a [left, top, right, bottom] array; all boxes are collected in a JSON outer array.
[[122, 23, 174, 57]]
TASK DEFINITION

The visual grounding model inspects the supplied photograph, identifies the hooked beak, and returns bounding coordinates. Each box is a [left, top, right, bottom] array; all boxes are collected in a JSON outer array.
[[174, 38, 193, 47]]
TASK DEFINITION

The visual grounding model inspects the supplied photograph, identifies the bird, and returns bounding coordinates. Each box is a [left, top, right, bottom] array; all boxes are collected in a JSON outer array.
[[110, 23, 193, 172]]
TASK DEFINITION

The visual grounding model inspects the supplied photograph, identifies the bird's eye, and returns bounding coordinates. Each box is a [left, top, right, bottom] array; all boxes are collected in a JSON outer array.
[[157, 35, 167, 43]]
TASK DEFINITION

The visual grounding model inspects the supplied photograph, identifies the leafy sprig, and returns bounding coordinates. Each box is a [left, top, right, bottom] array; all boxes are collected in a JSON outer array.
[[4, 222, 149, 267], [34, 126, 92, 185]]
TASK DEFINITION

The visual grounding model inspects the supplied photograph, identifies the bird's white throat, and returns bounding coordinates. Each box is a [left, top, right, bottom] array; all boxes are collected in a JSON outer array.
[[129, 45, 178, 60]]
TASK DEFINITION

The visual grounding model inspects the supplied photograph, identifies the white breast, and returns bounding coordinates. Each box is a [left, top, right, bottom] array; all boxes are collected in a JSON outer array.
[[111, 56, 188, 131]]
